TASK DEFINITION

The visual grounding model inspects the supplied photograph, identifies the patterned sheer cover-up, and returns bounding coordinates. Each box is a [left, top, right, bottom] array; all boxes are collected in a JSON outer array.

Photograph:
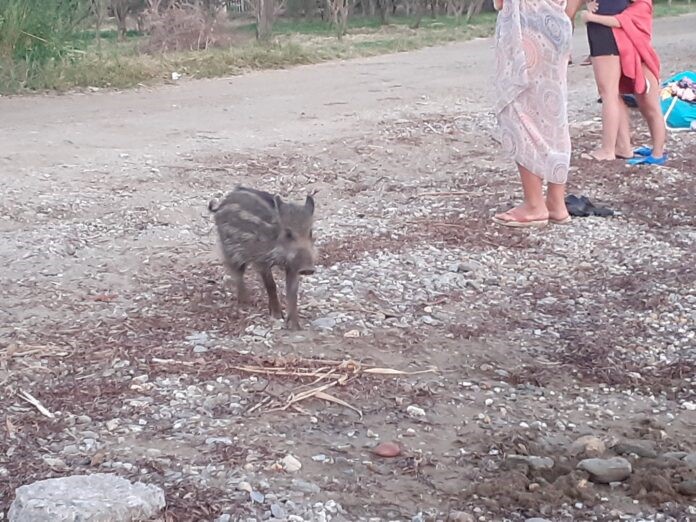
[[494, 0, 573, 184]]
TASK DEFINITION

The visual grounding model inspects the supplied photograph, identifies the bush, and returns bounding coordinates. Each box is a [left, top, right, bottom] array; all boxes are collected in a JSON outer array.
[[142, 3, 239, 54], [0, 0, 88, 64]]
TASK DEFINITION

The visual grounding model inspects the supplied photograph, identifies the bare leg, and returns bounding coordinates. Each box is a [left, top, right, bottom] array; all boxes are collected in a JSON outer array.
[[546, 182, 569, 222], [615, 100, 633, 158], [494, 164, 549, 223], [591, 55, 623, 160], [634, 66, 666, 158], [285, 269, 301, 330], [258, 266, 283, 319], [565, 0, 581, 64]]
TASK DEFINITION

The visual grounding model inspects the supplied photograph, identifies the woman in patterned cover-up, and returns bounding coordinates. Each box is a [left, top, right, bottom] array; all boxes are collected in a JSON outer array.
[[492, 0, 573, 227]]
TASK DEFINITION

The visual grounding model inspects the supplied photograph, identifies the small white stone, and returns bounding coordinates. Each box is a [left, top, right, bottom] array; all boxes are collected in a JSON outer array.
[[281, 454, 302, 473], [407, 405, 426, 418]]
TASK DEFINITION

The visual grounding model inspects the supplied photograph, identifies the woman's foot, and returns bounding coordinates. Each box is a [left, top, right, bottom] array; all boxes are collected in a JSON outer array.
[[546, 200, 571, 224], [615, 147, 634, 160], [493, 204, 549, 227], [587, 149, 617, 161]]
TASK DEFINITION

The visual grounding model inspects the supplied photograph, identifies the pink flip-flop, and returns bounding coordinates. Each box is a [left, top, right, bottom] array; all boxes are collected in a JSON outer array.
[[492, 215, 549, 228], [549, 216, 572, 225]]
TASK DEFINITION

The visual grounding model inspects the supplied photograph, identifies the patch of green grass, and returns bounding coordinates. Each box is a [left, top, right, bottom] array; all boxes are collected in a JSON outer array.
[[653, 0, 696, 17], [0, 14, 498, 94]]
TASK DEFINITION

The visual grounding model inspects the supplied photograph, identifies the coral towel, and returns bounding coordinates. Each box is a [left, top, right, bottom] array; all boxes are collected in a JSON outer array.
[[613, 0, 660, 95]]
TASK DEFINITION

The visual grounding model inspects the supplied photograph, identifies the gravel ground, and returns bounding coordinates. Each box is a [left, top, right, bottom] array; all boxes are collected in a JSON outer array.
[[1, 63, 696, 522]]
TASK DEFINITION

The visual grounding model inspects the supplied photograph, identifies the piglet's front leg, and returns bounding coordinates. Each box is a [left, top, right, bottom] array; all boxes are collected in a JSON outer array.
[[285, 269, 301, 330]]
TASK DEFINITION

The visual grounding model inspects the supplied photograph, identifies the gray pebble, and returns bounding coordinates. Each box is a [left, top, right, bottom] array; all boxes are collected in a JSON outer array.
[[311, 317, 336, 330], [578, 457, 632, 483], [291, 479, 321, 495], [270, 503, 286, 518], [614, 439, 658, 459]]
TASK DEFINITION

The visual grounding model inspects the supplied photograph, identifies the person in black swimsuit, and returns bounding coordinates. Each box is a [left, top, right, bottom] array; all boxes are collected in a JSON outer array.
[[586, 0, 633, 160]]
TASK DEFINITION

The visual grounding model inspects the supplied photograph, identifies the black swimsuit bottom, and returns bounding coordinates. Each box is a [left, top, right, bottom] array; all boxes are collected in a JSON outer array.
[[587, 22, 620, 57]]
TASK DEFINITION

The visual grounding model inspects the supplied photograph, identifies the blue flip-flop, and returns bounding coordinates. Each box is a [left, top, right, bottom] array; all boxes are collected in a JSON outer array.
[[626, 154, 667, 166], [633, 146, 653, 157]]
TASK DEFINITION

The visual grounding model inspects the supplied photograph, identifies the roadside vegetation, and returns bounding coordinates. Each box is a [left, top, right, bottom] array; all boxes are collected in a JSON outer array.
[[0, 0, 693, 94]]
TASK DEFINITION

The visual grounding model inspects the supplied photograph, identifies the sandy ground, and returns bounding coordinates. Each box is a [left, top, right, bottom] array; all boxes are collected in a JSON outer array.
[[1, 14, 695, 522]]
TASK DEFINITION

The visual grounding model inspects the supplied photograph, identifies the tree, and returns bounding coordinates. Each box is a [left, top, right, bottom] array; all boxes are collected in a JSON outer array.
[[375, 0, 388, 24], [326, 0, 351, 38], [111, 0, 130, 39], [256, 0, 274, 39], [91, 0, 108, 52]]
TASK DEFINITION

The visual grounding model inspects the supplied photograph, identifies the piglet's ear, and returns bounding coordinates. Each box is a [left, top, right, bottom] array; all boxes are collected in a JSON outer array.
[[305, 195, 315, 215]]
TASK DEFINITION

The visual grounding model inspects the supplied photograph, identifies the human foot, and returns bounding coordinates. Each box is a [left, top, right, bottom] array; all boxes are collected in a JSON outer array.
[[587, 149, 617, 161], [492, 205, 549, 228], [546, 201, 571, 224], [615, 147, 634, 160]]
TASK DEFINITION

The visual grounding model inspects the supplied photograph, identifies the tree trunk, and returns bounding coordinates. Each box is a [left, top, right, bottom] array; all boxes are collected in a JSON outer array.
[[111, 0, 130, 40], [376, 0, 388, 24], [256, 0, 274, 39], [410, 0, 423, 28], [92, 0, 104, 54], [465, 0, 484, 21]]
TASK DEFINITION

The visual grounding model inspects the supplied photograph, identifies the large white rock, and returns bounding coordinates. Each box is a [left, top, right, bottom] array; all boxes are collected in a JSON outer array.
[[9, 473, 165, 522]]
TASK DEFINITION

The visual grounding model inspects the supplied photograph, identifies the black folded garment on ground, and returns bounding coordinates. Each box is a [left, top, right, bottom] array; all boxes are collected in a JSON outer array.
[[565, 194, 615, 217]]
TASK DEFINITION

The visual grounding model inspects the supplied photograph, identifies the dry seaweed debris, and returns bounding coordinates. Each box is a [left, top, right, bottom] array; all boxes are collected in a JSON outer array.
[[236, 358, 438, 418]]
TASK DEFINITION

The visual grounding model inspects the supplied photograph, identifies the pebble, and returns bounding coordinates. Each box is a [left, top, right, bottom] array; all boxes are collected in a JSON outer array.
[[206, 437, 233, 445], [271, 503, 286, 518], [311, 317, 336, 330], [570, 435, 606, 457], [684, 453, 696, 467], [448, 512, 475, 522], [8, 474, 165, 521], [662, 451, 687, 460], [237, 482, 253, 493], [682, 401, 696, 411], [613, 439, 658, 458], [281, 454, 302, 473], [291, 479, 321, 495], [678, 479, 696, 496], [372, 442, 401, 458], [406, 405, 426, 418], [577, 457, 632, 483], [508, 455, 555, 471], [42, 457, 67, 470]]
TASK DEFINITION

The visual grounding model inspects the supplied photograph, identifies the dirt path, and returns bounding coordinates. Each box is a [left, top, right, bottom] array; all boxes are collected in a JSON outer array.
[[1, 14, 696, 522], [0, 14, 693, 172]]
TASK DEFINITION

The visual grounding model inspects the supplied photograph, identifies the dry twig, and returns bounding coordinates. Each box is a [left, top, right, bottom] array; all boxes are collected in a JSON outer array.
[[235, 358, 437, 418]]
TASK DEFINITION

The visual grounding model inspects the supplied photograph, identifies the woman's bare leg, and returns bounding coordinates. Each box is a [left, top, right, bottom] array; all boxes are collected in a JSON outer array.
[[616, 99, 633, 158], [634, 66, 666, 158], [591, 55, 623, 160], [565, 0, 581, 64], [565, 0, 582, 25], [546, 182, 569, 222], [494, 164, 549, 222]]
